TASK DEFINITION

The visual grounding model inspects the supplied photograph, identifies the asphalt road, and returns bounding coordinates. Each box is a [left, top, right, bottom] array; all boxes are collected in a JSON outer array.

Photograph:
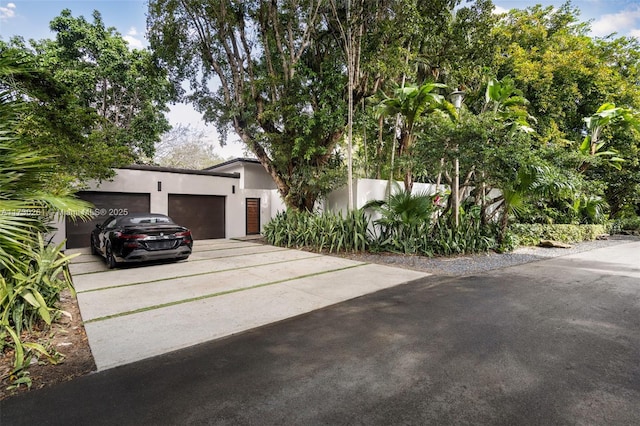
[[2, 241, 639, 425]]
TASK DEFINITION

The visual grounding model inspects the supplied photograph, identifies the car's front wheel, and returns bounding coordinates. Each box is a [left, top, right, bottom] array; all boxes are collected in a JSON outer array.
[[106, 244, 118, 269]]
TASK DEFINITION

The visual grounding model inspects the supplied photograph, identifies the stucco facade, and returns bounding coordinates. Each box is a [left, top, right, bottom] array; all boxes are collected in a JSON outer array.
[[54, 162, 285, 249]]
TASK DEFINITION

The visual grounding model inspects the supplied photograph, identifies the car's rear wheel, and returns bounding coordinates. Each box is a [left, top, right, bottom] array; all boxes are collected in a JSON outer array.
[[90, 236, 98, 255], [106, 245, 118, 269]]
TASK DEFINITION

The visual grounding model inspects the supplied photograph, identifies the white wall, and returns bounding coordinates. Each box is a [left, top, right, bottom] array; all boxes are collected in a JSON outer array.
[[88, 168, 240, 215], [270, 190, 286, 218], [244, 162, 277, 190], [208, 160, 277, 191], [324, 179, 443, 214], [52, 167, 277, 248]]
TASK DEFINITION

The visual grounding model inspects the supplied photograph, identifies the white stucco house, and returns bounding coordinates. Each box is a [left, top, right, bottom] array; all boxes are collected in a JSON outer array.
[[54, 159, 285, 250], [53, 157, 446, 249]]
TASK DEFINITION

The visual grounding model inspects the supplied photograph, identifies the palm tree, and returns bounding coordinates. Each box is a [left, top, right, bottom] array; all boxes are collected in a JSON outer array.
[[479, 76, 536, 225], [487, 164, 576, 242], [483, 76, 535, 133], [375, 82, 456, 192], [364, 183, 434, 253]]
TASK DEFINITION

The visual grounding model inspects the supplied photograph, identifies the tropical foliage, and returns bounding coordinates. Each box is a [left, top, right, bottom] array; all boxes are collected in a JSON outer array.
[[263, 209, 370, 253], [0, 53, 91, 388], [374, 82, 455, 191], [2, 9, 172, 184]]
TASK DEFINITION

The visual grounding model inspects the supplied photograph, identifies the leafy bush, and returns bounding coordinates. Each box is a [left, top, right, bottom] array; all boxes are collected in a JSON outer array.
[[510, 223, 608, 246], [263, 209, 370, 253], [1, 56, 92, 388], [364, 188, 434, 254], [367, 197, 498, 256], [1, 236, 78, 387], [611, 216, 640, 234], [422, 206, 497, 256]]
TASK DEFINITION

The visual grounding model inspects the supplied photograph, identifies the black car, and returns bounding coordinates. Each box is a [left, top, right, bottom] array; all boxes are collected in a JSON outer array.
[[90, 213, 193, 268]]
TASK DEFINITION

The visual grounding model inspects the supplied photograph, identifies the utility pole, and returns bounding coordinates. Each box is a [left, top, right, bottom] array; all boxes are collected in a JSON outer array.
[[450, 90, 465, 228], [346, 0, 354, 211]]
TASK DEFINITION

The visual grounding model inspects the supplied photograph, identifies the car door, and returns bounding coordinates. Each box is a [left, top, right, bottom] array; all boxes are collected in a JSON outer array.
[[98, 217, 118, 254]]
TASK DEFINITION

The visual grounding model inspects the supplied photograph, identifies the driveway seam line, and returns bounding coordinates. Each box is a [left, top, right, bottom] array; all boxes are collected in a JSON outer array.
[[71, 247, 292, 276], [75, 254, 328, 293], [83, 263, 368, 323]]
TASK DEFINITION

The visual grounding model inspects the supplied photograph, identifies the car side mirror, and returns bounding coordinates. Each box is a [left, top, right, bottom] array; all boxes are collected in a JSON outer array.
[[95, 224, 102, 230]]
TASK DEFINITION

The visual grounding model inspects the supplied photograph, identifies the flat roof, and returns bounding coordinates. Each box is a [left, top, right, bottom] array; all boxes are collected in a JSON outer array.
[[122, 164, 240, 179], [204, 157, 260, 170]]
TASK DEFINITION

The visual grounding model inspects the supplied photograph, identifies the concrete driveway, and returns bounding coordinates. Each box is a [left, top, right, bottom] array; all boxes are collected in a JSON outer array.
[[68, 239, 429, 370], [4, 239, 639, 425]]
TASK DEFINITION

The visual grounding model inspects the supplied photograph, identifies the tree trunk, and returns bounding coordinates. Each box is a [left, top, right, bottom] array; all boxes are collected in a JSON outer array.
[[498, 207, 509, 244], [403, 170, 413, 193]]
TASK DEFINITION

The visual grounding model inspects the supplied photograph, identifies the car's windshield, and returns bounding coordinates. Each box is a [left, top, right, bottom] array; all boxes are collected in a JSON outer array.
[[122, 216, 173, 225]]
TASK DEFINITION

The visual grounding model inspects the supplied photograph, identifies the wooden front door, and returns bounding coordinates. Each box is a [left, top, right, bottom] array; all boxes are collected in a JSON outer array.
[[246, 198, 260, 235]]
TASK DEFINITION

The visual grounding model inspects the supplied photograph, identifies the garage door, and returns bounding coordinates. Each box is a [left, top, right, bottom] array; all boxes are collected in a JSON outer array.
[[65, 191, 150, 249], [168, 194, 225, 240]]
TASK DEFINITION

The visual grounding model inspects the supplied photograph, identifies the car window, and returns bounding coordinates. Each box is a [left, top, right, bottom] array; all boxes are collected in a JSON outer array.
[[124, 216, 173, 225]]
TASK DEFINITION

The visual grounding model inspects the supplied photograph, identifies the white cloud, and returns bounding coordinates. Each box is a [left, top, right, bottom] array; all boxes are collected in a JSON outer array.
[[123, 35, 144, 49], [123, 26, 145, 49], [493, 5, 508, 15], [591, 6, 640, 37], [0, 2, 16, 20], [629, 28, 640, 39]]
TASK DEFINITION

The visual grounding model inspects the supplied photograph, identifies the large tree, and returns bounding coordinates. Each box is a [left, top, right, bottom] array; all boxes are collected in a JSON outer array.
[[5, 9, 173, 183], [148, 0, 341, 210], [147, 0, 419, 211], [154, 125, 227, 169], [357, 0, 501, 183], [494, 3, 640, 217]]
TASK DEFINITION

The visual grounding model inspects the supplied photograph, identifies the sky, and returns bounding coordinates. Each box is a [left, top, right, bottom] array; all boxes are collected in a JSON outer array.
[[1, 0, 640, 158]]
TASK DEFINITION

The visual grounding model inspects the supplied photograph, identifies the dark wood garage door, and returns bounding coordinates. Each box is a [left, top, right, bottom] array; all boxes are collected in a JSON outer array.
[[65, 191, 150, 249], [168, 194, 225, 240]]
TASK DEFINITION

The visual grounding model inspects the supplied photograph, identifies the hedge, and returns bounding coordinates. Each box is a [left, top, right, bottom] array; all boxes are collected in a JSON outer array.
[[510, 223, 609, 246]]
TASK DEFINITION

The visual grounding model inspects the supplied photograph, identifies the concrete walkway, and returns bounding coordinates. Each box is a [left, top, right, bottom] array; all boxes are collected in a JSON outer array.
[[68, 239, 429, 371]]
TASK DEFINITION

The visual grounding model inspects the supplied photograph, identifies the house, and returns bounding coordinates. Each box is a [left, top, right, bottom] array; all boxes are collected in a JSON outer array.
[[53, 158, 446, 250], [54, 161, 285, 250]]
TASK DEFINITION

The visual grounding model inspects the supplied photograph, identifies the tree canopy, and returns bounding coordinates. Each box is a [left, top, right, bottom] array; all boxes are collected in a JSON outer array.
[[2, 9, 173, 183]]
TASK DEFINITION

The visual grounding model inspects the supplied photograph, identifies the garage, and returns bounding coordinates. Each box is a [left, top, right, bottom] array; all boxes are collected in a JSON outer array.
[[65, 191, 150, 249], [168, 194, 226, 240]]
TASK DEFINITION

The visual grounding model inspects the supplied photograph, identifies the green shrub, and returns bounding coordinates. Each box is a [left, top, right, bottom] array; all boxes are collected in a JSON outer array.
[[611, 216, 640, 233], [367, 204, 498, 256], [510, 223, 608, 245], [1, 235, 77, 387], [364, 187, 435, 254], [423, 206, 497, 256], [263, 209, 370, 253]]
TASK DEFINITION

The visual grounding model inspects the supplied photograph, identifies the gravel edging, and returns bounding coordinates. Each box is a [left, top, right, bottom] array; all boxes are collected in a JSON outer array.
[[338, 235, 640, 276]]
